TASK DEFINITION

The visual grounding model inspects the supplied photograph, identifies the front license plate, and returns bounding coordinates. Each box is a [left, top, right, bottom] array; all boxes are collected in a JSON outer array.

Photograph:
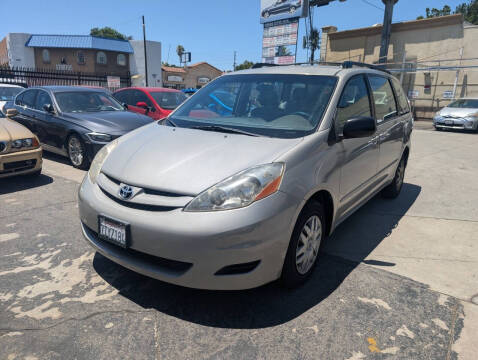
[[98, 216, 129, 248], [445, 120, 454, 125]]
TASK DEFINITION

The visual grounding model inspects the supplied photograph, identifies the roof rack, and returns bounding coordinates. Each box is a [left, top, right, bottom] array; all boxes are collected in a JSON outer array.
[[250, 61, 391, 74], [341, 61, 391, 74]]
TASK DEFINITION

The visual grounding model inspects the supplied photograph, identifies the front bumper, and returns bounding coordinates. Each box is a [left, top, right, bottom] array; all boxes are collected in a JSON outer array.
[[0, 147, 42, 178], [434, 118, 478, 131], [78, 175, 299, 290]]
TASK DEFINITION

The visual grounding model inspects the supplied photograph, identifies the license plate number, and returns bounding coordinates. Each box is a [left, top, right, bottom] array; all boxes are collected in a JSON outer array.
[[445, 120, 454, 125], [98, 216, 128, 248]]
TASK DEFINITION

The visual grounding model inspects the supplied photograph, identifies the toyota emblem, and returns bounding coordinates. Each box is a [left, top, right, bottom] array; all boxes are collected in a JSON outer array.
[[119, 184, 134, 200]]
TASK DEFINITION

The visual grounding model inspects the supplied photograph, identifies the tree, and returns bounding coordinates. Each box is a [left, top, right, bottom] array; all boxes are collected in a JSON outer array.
[[235, 60, 254, 71], [90, 27, 131, 40], [456, 0, 478, 24], [162, 62, 179, 68], [276, 45, 292, 57], [416, 1, 478, 24], [309, 28, 320, 63], [177, 45, 185, 64]]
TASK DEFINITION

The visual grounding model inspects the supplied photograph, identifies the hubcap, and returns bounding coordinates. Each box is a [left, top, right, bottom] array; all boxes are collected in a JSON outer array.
[[295, 215, 322, 275], [68, 137, 83, 166], [396, 160, 405, 189]]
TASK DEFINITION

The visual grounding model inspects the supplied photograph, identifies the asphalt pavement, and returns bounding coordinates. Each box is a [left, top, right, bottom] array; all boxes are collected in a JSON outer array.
[[1, 127, 477, 360]]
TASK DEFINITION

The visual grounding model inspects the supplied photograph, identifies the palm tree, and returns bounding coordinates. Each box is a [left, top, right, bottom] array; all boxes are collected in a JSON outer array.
[[176, 45, 185, 64], [309, 28, 320, 64]]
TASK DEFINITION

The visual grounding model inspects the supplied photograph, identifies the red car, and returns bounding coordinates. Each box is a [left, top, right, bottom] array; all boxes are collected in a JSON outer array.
[[113, 87, 187, 120]]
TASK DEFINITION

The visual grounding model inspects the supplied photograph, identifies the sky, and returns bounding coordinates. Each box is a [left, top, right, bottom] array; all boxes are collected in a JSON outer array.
[[0, 0, 468, 71]]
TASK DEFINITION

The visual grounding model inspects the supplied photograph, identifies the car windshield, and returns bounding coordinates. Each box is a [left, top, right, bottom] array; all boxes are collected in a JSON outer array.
[[0, 87, 22, 101], [448, 99, 478, 109], [55, 91, 124, 113], [150, 91, 187, 110], [169, 74, 337, 138]]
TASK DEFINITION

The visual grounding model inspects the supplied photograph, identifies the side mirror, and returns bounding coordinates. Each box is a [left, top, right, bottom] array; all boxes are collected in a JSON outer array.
[[6, 108, 18, 118], [343, 116, 376, 139], [136, 101, 148, 109], [122, 103, 128, 109], [43, 104, 54, 113]]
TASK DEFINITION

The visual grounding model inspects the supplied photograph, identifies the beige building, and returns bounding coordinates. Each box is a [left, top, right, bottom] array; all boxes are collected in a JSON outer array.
[[162, 62, 223, 90], [320, 15, 478, 119]]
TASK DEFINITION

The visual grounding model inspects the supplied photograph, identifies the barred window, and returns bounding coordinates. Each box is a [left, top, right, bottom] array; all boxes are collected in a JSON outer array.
[[97, 51, 107, 65]]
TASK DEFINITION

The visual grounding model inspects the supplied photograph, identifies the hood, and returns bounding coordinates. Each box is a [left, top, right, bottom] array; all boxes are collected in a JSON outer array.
[[0, 117, 35, 142], [62, 111, 152, 135], [439, 107, 478, 118], [101, 123, 303, 195]]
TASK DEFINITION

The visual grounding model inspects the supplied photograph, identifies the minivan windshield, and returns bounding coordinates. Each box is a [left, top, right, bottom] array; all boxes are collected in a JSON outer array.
[[448, 99, 478, 109], [55, 91, 125, 113], [169, 74, 337, 138]]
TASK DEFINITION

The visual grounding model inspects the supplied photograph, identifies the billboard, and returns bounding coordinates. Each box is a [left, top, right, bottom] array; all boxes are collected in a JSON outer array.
[[260, 0, 309, 24], [262, 18, 299, 65]]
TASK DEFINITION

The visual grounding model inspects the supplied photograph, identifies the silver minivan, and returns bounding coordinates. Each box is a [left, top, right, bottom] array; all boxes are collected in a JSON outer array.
[[78, 63, 413, 290]]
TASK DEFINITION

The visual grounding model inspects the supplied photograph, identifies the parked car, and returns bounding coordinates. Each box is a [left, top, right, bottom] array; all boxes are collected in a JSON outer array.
[[0, 84, 24, 114], [78, 63, 413, 290], [433, 98, 478, 132], [182, 88, 198, 97], [9, 86, 151, 169], [262, 0, 302, 18], [1, 109, 42, 178], [114, 87, 187, 120]]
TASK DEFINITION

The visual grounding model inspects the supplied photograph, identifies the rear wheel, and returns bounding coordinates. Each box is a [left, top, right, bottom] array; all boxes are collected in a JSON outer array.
[[290, 6, 297, 13], [264, 11, 270, 18], [382, 156, 406, 199], [67, 135, 89, 169], [281, 200, 325, 288]]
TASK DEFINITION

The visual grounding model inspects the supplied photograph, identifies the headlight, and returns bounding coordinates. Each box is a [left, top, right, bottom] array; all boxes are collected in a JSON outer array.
[[12, 139, 22, 148], [433, 115, 443, 122], [184, 163, 285, 212], [88, 139, 119, 184], [87, 132, 112, 142]]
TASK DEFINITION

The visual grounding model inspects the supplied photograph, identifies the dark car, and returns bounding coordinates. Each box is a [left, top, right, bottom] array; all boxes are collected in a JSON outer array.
[[9, 86, 152, 169], [261, 0, 302, 18]]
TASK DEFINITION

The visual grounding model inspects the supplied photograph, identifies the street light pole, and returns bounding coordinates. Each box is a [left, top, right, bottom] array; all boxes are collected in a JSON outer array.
[[142, 15, 149, 86], [379, 0, 398, 64]]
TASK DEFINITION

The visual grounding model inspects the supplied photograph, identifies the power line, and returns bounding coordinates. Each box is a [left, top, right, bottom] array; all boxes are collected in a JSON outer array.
[[360, 0, 384, 11]]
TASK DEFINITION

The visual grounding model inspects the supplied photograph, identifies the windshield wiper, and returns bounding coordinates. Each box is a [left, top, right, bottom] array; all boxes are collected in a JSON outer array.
[[192, 125, 260, 137]]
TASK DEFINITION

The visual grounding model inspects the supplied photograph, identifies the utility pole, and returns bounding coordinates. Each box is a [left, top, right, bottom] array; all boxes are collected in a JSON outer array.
[[379, 0, 398, 64], [233, 51, 237, 71], [142, 15, 149, 86]]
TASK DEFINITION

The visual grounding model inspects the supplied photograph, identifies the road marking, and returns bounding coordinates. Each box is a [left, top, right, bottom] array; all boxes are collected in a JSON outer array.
[[367, 337, 380, 352]]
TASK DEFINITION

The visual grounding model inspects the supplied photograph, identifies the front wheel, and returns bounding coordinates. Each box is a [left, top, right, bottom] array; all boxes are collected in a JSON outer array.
[[281, 200, 325, 288], [67, 135, 89, 169], [382, 156, 406, 198], [290, 6, 296, 13]]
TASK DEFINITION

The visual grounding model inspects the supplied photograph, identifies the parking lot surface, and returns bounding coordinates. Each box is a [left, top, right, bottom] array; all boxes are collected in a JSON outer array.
[[1, 128, 477, 359]]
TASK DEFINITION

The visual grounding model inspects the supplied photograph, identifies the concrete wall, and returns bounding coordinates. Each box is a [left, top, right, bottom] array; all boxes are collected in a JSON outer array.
[[322, 15, 478, 119], [129, 40, 162, 87], [6, 33, 35, 68]]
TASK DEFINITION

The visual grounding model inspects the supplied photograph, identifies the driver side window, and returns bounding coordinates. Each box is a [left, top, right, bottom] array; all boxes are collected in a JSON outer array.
[[336, 75, 372, 135]]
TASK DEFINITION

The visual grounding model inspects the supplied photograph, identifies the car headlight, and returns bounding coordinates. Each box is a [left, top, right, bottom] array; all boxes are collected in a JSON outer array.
[[87, 132, 112, 143], [88, 139, 119, 184], [433, 115, 443, 122], [184, 163, 285, 212]]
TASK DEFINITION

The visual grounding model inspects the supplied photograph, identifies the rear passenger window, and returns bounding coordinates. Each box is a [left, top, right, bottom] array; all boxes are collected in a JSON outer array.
[[21, 90, 38, 108], [368, 76, 398, 122], [391, 78, 410, 115], [336, 75, 372, 134]]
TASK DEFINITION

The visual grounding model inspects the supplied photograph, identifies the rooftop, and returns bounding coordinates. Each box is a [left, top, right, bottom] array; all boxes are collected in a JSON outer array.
[[25, 35, 134, 53]]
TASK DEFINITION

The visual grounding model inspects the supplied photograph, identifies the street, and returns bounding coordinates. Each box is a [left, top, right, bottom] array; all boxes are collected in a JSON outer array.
[[1, 128, 477, 360]]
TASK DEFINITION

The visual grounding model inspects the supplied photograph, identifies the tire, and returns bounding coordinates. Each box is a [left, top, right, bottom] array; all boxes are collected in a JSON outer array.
[[264, 11, 270, 18], [290, 6, 296, 13], [435, 126, 442, 131], [381, 156, 406, 199], [67, 134, 89, 169], [281, 200, 325, 288]]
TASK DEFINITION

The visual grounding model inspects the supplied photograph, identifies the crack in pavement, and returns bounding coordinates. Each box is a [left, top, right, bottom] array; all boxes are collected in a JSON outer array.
[[0, 308, 153, 333], [367, 211, 478, 224]]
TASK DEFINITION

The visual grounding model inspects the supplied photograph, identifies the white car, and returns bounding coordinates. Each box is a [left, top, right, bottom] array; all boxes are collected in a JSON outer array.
[[0, 84, 24, 113], [433, 98, 478, 132]]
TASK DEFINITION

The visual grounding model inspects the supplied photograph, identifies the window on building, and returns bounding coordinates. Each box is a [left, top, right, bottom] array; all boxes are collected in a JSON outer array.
[[42, 49, 50, 63], [117, 54, 126, 66], [97, 51, 107, 65], [77, 51, 85, 65], [368, 75, 398, 122]]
